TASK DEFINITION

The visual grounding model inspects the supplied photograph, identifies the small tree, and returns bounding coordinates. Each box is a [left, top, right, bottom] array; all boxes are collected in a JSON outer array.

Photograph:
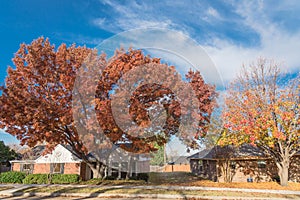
[[213, 145, 236, 183], [0, 141, 17, 170], [221, 58, 300, 186], [150, 143, 165, 166]]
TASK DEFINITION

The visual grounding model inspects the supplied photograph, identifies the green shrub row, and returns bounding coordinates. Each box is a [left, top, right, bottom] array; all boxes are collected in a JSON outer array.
[[0, 171, 26, 184], [0, 171, 148, 184], [51, 174, 79, 184], [0, 172, 79, 184], [22, 174, 49, 184]]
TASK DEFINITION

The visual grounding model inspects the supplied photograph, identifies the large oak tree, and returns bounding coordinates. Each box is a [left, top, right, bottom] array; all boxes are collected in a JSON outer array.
[[0, 38, 217, 178]]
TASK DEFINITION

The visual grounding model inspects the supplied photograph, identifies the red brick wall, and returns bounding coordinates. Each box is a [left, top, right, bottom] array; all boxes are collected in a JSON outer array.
[[64, 163, 80, 174], [289, 155, 300, 182], [218, 159, 274, 183], [11, 163, 20, 171], [32, 163, 81, 175], [33, 163, 50, 174]]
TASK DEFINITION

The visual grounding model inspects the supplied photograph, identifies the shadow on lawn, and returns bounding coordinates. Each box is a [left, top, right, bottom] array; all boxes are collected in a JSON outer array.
[[1, 184, 300, 200], [73, 185, 190, 200]]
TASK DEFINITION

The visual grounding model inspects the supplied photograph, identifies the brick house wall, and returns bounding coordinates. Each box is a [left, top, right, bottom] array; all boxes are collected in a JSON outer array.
[[217, 159, 275, 183], [63, 163, 80, 174], [190, 159, 217, 181], [288, 155, 300, 182], [191, 155, 300, 183], [12, 162, 82, 177], [11, 163, 20, 172], [33, 163, 50, 174]]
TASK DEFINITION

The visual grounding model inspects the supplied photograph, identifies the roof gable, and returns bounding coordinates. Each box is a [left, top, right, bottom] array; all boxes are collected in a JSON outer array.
[[35, 144, 81, 163]]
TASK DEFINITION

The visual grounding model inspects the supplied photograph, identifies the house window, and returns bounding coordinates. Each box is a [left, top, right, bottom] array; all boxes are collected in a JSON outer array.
[[198, 160, 203, 166], [112, 162, 119, 169], [230, 161, 236, 169], [51, 163, 64, 174], [131, 161, 137, 173], [121, 162, 128, 171], [21, 164, 33, 173], [111, 162, 119, 177], [257, 160, 266, 168], [198, 160, 203, 171]]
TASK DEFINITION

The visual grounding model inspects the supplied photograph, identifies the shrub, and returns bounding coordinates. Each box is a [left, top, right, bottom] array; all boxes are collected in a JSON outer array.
[[136, 173, 149, 182], [51, 174, 79, 184], [0, 171, 26, 183], [22, 174, 49, 184], [22, 174, 79, 184]]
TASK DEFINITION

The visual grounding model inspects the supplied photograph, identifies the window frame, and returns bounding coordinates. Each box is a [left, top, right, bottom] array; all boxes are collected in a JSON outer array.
[[230, 161, 236, 169], [50, 163, 65, 174], [257, 160, 266, 169], [21, 163, 34, 173]]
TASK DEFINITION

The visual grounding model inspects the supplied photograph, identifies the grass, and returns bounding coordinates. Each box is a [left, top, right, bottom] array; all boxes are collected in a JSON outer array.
[[17, 173, 300, 199], [21, 186, 300, 199], [148, 172, 202, 184], [79, 179, 146, 186], [148, 172, 300, 191]]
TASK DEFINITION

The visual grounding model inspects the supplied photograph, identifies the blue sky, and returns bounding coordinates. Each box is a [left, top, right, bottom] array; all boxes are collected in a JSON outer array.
[[0, 0, 300, 145]]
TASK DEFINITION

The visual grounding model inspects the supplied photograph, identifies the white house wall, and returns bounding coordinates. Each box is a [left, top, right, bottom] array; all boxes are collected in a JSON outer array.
[[35, 144, 82, 163]]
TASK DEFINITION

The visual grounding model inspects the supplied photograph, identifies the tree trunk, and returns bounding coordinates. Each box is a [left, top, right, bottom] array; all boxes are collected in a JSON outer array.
[[220, 160, 232, 183], [126, 156, 132, 180], [103, 166, 108, 180], [87, 162, 104, 179], [276, 159, 289, 186]]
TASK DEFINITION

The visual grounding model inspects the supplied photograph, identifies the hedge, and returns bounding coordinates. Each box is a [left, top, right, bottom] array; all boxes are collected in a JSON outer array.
[[0, 171, 26, 183], [22, 174, 79, 184], [51, 174, 79, 184], [22, 174, 49, 184]]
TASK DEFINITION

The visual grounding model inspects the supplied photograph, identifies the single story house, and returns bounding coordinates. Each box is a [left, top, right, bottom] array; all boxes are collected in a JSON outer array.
[[10, 144, 150, 180], [188, 144, 300, 183]]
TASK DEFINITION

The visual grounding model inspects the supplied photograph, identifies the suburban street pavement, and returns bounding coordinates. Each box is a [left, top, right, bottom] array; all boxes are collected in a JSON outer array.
[[0, 197, 174, 200]]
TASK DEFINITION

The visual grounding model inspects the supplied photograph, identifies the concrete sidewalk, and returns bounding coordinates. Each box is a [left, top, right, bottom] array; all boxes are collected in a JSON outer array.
[[0, 184, 300, 199]]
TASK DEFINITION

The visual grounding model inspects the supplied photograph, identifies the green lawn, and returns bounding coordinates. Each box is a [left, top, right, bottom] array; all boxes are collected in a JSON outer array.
[[148, 172, 202, 184], [79, 179, 146, 186]]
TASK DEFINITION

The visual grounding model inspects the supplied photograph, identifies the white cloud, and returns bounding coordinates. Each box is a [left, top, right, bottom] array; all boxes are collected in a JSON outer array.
[[93, 1, 300, 85], [95, 28, 224, 88], [93, 18, 106, 27], [202, 1, 300, 84], [207, 7, 221, 19]]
